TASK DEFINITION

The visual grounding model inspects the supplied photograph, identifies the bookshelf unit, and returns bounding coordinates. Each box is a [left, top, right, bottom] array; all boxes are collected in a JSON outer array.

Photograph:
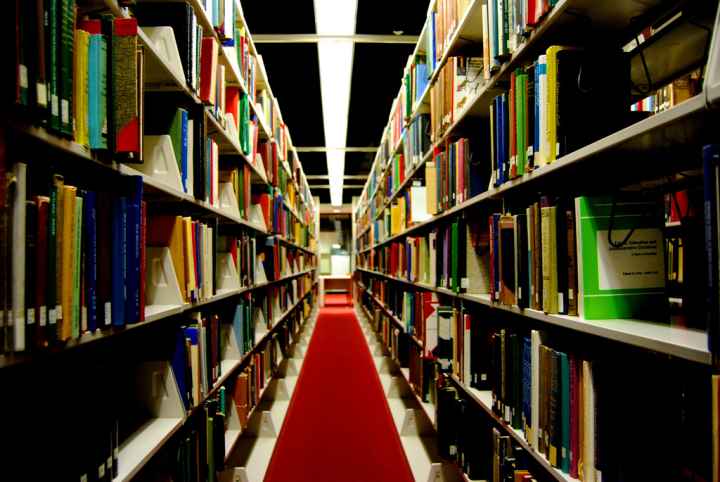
[[354, 1, 720, 481], [3, 0, 320, 481]]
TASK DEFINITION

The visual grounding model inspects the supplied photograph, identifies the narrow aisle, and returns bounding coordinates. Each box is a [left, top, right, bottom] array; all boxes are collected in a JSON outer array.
[[264, 298, 414, 482]]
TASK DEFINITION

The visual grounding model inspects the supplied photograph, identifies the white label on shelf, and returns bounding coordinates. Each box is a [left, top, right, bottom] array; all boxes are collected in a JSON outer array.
[[37, 83, 48, 107], [558, 293, 564, 312], [80, 475, 88, 482], [27, 308, 35, 325], [98, 463, 105, 479], [105, 303, 112, 325], [569, 288, 575, 300], [51, 95, 59, 117], [56, 305, 62, 321], [19, 65, 28, 88], [49, 308, 57, 325], [40, 307, 47, 326], [461, 277, 469, 289], [61, 99, 70, 124], [481, 373, 487, 381]]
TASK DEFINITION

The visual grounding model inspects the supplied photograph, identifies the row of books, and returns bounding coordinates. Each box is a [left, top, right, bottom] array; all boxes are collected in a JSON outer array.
[[489, 46, 627, 186], [429, 56, 483, 141], [1, 167, 149, 353], [13, 2, 144, 160], [362, 189, 684, 322], [482, 0, 558, 79], [147, 214, 217, 304], [363, 280, 710, 482], [173, 311, 228, 411], [437, 384, 540, 481]]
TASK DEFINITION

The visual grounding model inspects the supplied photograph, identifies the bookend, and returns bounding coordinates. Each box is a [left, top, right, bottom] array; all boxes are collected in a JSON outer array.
[[249, 205, 267, 232], [140, 27, 186, 87], [216, 252, 242, 293], [219, 183, 241, 219], [253, 307, 269, 345], [116, 361, 185, 482], [144, 247, 184, 318], [137, 136, 184, 193]]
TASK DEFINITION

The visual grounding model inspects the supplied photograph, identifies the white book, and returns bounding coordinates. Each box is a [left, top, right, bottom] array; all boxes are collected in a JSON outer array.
[[12, 163, 27, 351], [537, 54, 548, 166], [530, 330, 543, 449], [410, 183, 430, 223]]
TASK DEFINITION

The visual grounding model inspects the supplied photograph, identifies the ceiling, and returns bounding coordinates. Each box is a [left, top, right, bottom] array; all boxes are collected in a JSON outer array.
[[242, 0, 427, 205]]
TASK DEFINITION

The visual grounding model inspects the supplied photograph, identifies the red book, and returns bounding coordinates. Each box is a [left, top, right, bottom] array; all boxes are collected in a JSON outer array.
[[36, 196, 49, 347], [139, 201, 147, 322], [225, 87, 240, 130], [569, 354, 579, 478], [199, 37, 219, 104]]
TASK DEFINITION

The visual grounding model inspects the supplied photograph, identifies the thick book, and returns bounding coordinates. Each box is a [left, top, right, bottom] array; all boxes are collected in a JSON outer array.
[[575, 194, 667, 320], [112, 18, 142, 161]]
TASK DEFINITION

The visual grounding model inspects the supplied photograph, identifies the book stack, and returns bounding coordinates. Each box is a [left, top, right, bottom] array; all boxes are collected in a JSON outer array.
[[489, 47, 627, 186], [2, 169, 147, 353]]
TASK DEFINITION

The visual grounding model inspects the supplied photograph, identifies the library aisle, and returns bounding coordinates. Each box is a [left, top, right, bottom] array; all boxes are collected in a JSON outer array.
[[264, 297, 413, 482]]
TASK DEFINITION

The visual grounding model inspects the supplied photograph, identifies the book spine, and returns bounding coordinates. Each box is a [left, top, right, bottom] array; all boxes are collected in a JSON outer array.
[[84, 191, 97, 331], [112, 18, 140, 160], [704, 144, 720, 359], [111, 197, 126, 326]]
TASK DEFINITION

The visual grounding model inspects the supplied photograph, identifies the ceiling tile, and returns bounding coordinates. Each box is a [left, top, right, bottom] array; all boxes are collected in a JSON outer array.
[[356, 0, 428, 35], [242, 0, 315, 34]]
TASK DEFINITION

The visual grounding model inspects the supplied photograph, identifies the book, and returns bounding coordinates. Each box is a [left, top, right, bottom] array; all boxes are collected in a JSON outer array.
[[574, 194, 667, 320], [112, 18, 142, 161]]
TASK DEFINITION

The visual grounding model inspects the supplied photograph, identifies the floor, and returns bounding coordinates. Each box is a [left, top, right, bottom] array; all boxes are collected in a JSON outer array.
[[263, 294, 414, 482]]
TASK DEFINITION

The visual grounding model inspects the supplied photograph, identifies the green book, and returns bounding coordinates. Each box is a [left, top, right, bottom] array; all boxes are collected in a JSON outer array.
[[47, 0, 60, 130], [169, 109, 185, 173], [574, 194, 668, 320], [59, 0, 75, 136], [515, 69, 527, 175]]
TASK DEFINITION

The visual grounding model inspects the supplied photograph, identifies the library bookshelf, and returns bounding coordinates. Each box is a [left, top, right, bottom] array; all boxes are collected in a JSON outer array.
[[353, 1, 720, 481], [4, 0, 319, 481]]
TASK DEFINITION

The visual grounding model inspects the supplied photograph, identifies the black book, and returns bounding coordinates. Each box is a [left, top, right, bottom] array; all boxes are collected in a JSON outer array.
[[515, 213, 529, 309], [436, 385, 459, 460], [556, 48, 629, 158]]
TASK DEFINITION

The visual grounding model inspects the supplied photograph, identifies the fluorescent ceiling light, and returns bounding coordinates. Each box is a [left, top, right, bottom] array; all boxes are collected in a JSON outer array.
[[314, 0, 357, 206]]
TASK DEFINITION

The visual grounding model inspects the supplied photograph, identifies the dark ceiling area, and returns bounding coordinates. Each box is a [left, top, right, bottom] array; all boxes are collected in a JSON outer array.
[[242, 1, 427, 204]]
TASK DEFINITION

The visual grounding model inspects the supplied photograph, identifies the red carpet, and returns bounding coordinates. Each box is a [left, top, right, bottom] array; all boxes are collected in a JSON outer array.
[[323, 293, 351, 306], [264, 305, 413, 482]]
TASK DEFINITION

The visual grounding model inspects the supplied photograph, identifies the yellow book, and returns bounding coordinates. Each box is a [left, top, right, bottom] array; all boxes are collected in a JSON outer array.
[[425, 161, 437, 215], [60, 186, 77, 340], [74, 30, 90, 146], [540, 205, 558, 314], [545, 46, 576, 163], [398, 196, 407, 231], [391, 202, 401, 235], [53, 175, 65, 329], [183, 217, 196, 301]]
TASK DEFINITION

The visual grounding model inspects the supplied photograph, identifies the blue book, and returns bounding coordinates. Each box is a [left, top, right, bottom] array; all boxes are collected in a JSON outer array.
[[83, 191, 98, 331], [534, 62, 542, 157], [232, 303, 244, 355], [180, 110, 189, 193], [172, 327, 191, 410], [416, 63, 428, 99], [111, 197, 127, 326], [428, 13, 437, 72], [500, 93, 509, 184], [522, 336, 531, 430], [126, 177, 143, 324], [704, 144, 720, 355], [87, 34, 100, 148]]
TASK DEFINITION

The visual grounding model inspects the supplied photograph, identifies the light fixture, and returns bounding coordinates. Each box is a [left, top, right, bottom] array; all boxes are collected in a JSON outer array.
[[314, 0, 357, 206]]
